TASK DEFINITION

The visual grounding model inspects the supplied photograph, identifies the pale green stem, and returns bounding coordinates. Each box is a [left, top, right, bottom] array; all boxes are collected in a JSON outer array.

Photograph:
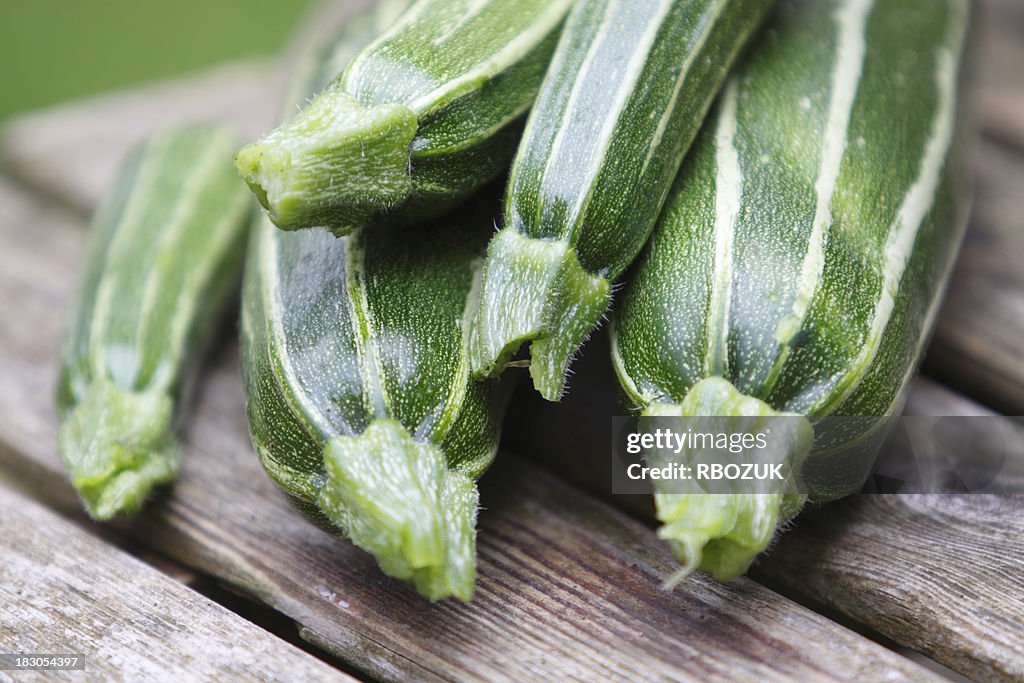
[[316, 419, 477, 602], [235, 88, 418, 234], [469, 229, 610, 401], [58, 378, 179, 520], [645, 377, 813, 582]]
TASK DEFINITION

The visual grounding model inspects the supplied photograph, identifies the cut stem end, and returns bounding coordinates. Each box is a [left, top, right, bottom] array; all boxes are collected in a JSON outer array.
[[58, 379, 179, 520], [318, 419, 478, 601], [645, 377, 813, 582], [235, 87, 418, 233]]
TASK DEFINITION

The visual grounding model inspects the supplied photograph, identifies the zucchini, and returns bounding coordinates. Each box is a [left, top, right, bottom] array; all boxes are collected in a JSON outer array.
[[241, 3, 511, 602], [243, 203, 510, 602], [610, 0, 972, 580], [57, 124, 251, 520], [234, 0, 571, 235], [469, 0, 773, 401]]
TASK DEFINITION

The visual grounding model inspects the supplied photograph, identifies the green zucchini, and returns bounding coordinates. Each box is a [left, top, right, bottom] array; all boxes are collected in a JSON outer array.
[[234, 0, 571, 235], [469, 0, 773, 401], [241, 3, 511, 602], [611, 0, 972, 580], [57, 125, 251, 520]]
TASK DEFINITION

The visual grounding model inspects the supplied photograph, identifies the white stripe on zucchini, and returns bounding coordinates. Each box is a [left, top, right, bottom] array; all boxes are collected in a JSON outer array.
[[236, 0, 571, 235], [427, 0, 489, 48], [139, 146, 242, 389], [611, 0, 972, 581], [86, 134, 174, 383], [817, 5, 966, 414], [344, 234, 391, 419], [58, 125, 251, 520], [258, 219, 338, 440], [705, 81, 741, 378], [768, 0, 873, 394], [470, 0, 774, 401], [430, 261, 485, 442], [539, 2, 669, 233], [640, 0, 731, 177], [133, 145, 220, 353]]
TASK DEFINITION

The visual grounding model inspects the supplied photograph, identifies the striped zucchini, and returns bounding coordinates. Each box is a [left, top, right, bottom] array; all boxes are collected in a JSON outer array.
[[57, 125, 251, 520], [611, 0, 972, 580], [242, 4, 511, 602], [469, 0, 773, 401], [234, 0, 571, 235]]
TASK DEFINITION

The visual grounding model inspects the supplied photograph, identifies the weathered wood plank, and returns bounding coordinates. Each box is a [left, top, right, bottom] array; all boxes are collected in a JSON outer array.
[[752, 382, 1024, 682], [0, 180, 936, 682], [505, 325, 1024, 682], [757, 494, 1024, 683], [978, 0, 1024, 150], [899, 378, 1024, 493], [0, 484, 354, 683], [925, 139, 1024, 414], [920, 0, 1024, 411], [0, 58, 286, 214]]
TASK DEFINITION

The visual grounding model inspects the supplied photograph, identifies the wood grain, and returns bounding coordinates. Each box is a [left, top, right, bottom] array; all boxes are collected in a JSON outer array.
[[507, 326, 1024, 681], [753, 383, 1024, 682], [925, 139, 1024, 414], [978, 0, 1024, 150], [916, 0, 1024, 412], [756, 493, 1024, 683], [0, 484, 353, 683], [0, 180, 936, 682]]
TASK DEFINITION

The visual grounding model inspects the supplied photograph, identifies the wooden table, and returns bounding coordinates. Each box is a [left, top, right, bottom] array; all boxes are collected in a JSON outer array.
[[0, 1, 1021, 681]]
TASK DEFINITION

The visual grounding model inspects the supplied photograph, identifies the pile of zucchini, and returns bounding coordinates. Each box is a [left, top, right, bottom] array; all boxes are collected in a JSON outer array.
[[59, 0, 972, 600]]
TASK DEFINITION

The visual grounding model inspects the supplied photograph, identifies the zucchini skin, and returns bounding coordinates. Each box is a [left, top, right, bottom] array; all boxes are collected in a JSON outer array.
[[241, 5, 511, 602], [235, 0, 572, 235], [611, 0, 972, 579], [57, 125, 252, 520], [470, 0, 773, 401]]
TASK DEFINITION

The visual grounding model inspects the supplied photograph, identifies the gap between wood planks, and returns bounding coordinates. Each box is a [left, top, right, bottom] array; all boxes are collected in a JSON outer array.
[[0, 424, 367, 680], [0, 483, 357, 682]]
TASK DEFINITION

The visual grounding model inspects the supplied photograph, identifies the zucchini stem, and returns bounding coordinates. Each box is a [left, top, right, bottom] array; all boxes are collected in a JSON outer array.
[[57, 378, 179, 520], [235, 88, 418, 235], [469, 229, 610, 401], [317, 419, 477, 602], [645, 377, 813, 582]]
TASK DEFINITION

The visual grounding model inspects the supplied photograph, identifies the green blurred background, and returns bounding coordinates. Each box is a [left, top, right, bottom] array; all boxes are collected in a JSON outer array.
[[0, 0, 318, 123]]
